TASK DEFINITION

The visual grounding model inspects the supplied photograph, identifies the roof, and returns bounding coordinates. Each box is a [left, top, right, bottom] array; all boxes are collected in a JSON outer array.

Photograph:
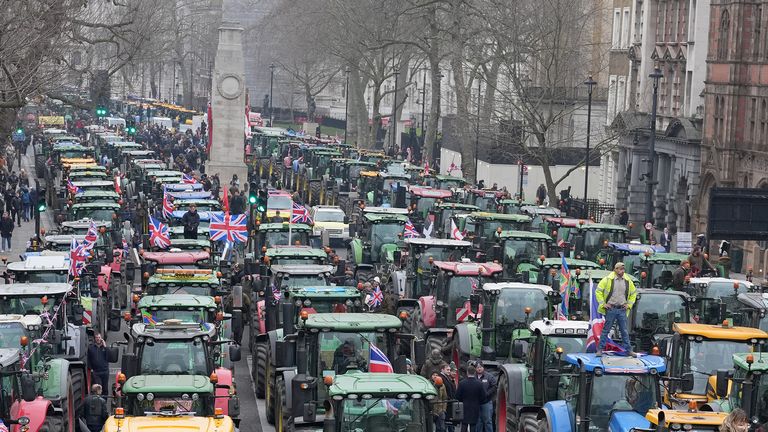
[[540, 258, 601, 269], [0, 314, 42, 328], [0, 283, 72, 296], [565, 353, 667, 374], [608, 242, 665, 255], [404, 238, 471, 247], [137, 295, 216, 309], [0, 348, 20, 369], [362, 207, 409, 215], [363, 212, 408, 223], [581, 223, 628, 233], [736, 293, 768, 310], [75, 190, 120, 198], [543, 217, 592, 228], [147, 272, 219, 285], [266, 246, 327, 259], [646, 252, 689, 264], [469, 189, 506, 198], [529, 319, 590, 336], [288, 286, 362, 299], [8, 256, 68, 271], [482, 282, 552, 293], [302, 313, 402, 330], [60, 219, 110, 228], [142, 251, 210, 264], [45, 234, 86, 244], [432, 261, 503, 276], [466, 212, 531, 222], [408, 186, 453, 199], [71, 180, 113, 187], [269, 264, 336, 274], [70, 202, 120, 209], [122, 374, 213, 394], [164, 183, 203, 192], [132, 321, 216, 339], [673, 323, 768, 340], [434, 203, 479, 211], [688, 277, 755, 290], [328, 372, 437, 397], [258, 222, 311, 232], [498, 230, 552, 241], [733, 352, 768, 371]]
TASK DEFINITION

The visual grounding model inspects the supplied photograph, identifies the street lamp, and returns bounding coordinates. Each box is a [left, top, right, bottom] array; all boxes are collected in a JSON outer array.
[[475, 79, 482, 184], [344, 67, 350, 143], [392, 67, 400, 155], [583, 76, 597, 201], [645, 67, 664, 226], [269, 63, 275, 126], [421, 68, 428, 148]]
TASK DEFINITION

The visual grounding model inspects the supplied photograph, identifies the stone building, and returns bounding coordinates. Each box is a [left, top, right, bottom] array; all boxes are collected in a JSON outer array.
[[697, 0, 768, 273]]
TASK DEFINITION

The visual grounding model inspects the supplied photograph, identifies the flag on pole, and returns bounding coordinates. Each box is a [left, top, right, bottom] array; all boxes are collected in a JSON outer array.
[[83, 221, 98, 252], [450, 219, 464, 241], [69, 238, 89, 277], [209, 213, 248, 243], [222, 187, 230, 214], [182, 173, 197, 184], [404, 219, 419, 238], [585, 276, 626, 353], [557, 253, 570, 320], [423, 219, 433, 238], [291, 202, 313, 224], [148, 216, 171, 249], [114, 176, 122, 195], [423, 160, 430, 176], [369, 343, 394, 373], [162, 192, 174, 219], [366, 285, 384, 309], [207, 101, 213, 155], [67, 180, 82, 195]]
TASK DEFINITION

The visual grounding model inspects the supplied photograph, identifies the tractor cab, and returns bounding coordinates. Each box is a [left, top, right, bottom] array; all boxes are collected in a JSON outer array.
[[630, 289, 691, 352], [144, 269, 223, 297], [638, 253, 690, 289], [564, 223, 628, 262], [686, 277, 755, 325], [254, 222, 311, 255], [348, 212, 407, 276], [606, 242, 665, 275], [732, 292, 768, 331], [458, 212, 532, 253], [498, 199, 537, 215], [520, 206, 562, 231], [465, 189, 506, 212], [407, 186, 454, 221], [432, 202, 480, 238], [491, 230, 552, 282], [390, 238, 472, 301]]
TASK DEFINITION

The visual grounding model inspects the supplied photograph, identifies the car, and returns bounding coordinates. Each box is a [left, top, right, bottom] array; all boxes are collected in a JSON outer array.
[[311, 205, 349, 245]]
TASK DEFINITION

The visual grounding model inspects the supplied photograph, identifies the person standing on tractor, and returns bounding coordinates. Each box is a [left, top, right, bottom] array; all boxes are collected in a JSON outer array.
[[595, 262, 637, 357], [672, 260, 691, 290]]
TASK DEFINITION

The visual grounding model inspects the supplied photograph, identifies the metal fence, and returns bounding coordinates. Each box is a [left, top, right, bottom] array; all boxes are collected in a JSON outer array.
[[567, 198, 616, 222]]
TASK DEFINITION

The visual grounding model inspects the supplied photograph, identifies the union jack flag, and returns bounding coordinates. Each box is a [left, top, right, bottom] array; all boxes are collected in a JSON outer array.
[[148, 216, 171, 249], [83, 221, 98, 251], [366, 285, 384, 308], [404, 219, 419, 238], [67, 180, 82, 195], [271, 284, 281, 301], [209, 212, 248, 243], [369, 343, 394, 373], [182, 173, 197, 184], [585, 277, 625, 353], [291, 202, 313, 224], [69, 238, 89, 277], [162, 192, 174, 219]]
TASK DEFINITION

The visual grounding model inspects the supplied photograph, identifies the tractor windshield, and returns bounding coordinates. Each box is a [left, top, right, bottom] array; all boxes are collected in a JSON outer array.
[[264, 231, 307, 247], [474, 196, 496, 212], [339, 397, 428, 432], [495, 289, 548, 326], [415, 198, 437, 216], [417, 248, 464, 273], [504, 239, 546, 264], [370, 223, 403, 253], [139, 339, 209, 375], [684, 340, 755, 394], [148, 284, 213, 297], [0, 322, 26, 348], [633, 294, 687, 334], [314, 331, 389, 377], [276, 274, 329, 289], [268, 195, 293, 211], [583, 231, 624, 259], [73, 208, 116, 221], [13, 271, 68, 283], [447, 276, 480, 326], [0, 297, 50, 315], [589, 374, 657, 430], [142, 309, 208, 324]]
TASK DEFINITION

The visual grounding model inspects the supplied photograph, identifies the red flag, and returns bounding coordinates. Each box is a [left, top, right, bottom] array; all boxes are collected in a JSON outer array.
[[114, 176, 122, 195], [207, 102, 213, 155], [222, 187, 229, 213]]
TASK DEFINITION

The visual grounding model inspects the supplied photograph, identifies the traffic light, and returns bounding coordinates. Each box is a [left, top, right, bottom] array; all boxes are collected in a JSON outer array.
[[36, 188, 47, 212], [14, 121, 22, 135], [248, 182, 258, 205], [95, 106, 108, 118], [126, 119, 137, 135], [256, 189, 267, 213]]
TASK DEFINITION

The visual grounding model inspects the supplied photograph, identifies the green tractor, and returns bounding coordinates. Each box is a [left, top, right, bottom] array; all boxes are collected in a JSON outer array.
[[686, 277, 755, 325], [254, 222, 312, 254], [563, 222, 628, 263], [636, 252, 690, 289], [267, 313, 410, 430], [495, 319, 589, 432], [490, 230, 553, 282], [498, 199, 537, 215], [328, 158, 378, 212], [348, 211, 408, 280], [302, 147, 342, 205], [457, 212, 532, 252], [431, 202, 480, 238], [465, 189, 507, 212], [320, 372, 464, 432], [704, 353, 768, 426], [0, 347, 51, 432], [0, 283, 91, 432]]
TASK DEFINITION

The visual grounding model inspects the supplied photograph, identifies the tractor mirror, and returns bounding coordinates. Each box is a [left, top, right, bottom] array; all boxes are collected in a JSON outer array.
[[447, 401, 464, 423], [414, 339, 426, 366], [715, 369, 730, 398], [231, 310, 243, 344], [229, 344, 242, 362], [511, 340, 528, 360], [20, 373, 36, 402], [393, 251, 402, 263], [107, 347, 119, 363], [228, 397, 240, 418], [469, 292, 480, 311], [680, 372, 695, 392], [71, 304, 84, 325], [343, 216, 349, 224], [121, 353, 138, 380], [303, 402, 317, 423]]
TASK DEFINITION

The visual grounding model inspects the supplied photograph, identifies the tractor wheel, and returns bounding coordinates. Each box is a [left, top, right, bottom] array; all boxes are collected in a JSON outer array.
[[254, 342, 268, 399], [425, 334, 446, 361], [265, 362, 275, 425], [61, 376, 75, 432], [71, 368, 85, 417], [35, 154, 45, 178], [309, 182, 321, 206], [355, 269, 375, 284], [276, 376, 295, 432], [497, 375, 510, 432], [38, 414, 62, 432], [337, 196, 349, 215], [535, 418, 550, 432], [520, 414, 539, 432]]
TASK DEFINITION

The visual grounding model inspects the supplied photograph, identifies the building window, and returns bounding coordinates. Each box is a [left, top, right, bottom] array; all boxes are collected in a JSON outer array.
[[688, 0, 697, 41], [750, 98, 757, 143], [622, 8, 631, 48], [719, 9, 730, 60], [755, 6, 762, 59], [761, 100, 767, 141], [612, 8, 622, 49], [658, 1, 666, 42], [714, 96, 722, 139]]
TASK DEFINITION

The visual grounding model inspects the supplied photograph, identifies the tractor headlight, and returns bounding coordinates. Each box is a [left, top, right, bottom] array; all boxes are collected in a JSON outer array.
[[303, 299, 312, 307], [146, 393, 154, 401], [192, 393, 199, 400], [136, 393, 144, 401]]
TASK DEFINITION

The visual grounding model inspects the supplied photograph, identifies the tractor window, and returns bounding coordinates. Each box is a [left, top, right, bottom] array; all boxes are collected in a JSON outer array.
[[544, 337, 585, 366], [267, 196, 293, 211], [73, 208, 116, 221], [504, 240, 546, 264], [14, 271, 68, 283], [447, 277, 480, 326], [339, 398, 428, 432], [147, 284, 213, 297], [417, 248, 463, 272], [143, 309, 207, 324], [474, 196, 496, 212], [0, 322, 26, 348], [139, 339, 209, 375], [754, 374, 768, 425], [590, 374, 657, 429], [315, 331, 387, 377], [415, 198, 437, 216], [264, 231, 307, 247], [370, 224, 404, 254], [495, 289, 548, 326], [277, 274, 329, 289], [582, 231, 624, 259], [704, 281, 749, 299], [685, 340, 755, 394], [348, 165, 365, 179], [0, 298, 46, 315], [632, 294, 687, 334]]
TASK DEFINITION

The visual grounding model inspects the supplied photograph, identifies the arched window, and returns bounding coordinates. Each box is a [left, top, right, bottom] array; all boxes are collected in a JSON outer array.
[[719, 9, 730, 59]]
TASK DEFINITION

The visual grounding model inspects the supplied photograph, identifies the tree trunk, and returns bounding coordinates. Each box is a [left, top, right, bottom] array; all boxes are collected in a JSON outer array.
[[424, 53, 441, 165], [150, 62, 159, 99], [0, 108, 18, 149], [349, 66, 369, 148], [481, 53, 501, 128], [305, 82, 315, 122]]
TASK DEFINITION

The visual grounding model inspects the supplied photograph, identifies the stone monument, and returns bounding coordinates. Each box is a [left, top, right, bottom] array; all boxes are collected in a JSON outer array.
[[206, 22, 248, 186]]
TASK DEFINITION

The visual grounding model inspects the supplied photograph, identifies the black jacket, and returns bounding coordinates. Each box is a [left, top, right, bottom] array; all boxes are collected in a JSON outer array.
[[477, 371, 498, 403], [0, 217, 13, 237], [455, 376, 485, 424], [181, 210, 200, 233], [438, 372, 456, 399], [81, 394, 108, 428], [230, 195, 246, 215], [87, 344, 109, 373]]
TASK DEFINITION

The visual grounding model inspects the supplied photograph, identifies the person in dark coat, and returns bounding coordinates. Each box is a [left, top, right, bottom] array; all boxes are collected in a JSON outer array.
[[181, 204, 200, 239], [81, 384, 108, 432], [455, 365, 485, 432], [475, 362, 497, 432], [229, 188, 246, 215], [87, 333, 110, 387], [0, 212, 13, 252], [421, 349, 445, 379]]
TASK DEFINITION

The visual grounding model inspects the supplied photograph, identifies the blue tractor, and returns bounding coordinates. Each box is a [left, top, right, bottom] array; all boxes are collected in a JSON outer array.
[[533, 353, 667, 432]]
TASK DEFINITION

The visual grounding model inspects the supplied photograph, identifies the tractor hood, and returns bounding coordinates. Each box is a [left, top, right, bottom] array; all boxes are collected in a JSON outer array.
[[608, 411, 651, 432], [103, 415, 234, 432]]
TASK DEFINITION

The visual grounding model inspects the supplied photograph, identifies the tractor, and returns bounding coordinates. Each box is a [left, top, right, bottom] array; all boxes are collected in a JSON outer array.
[[0, 348, 44, 432], [520, 206, 562, 231], [465, 189, 506, 212], [686, 277, 755, 325], [703, 353, 768, 427], [457, 212, 532, 252], [637, 252, 691, 289], [495, 319, 589, 432], [490, 230, 553, 282], [348, 211, 408, 280], [498, 199, 537, 215], [431, 202, 480, 238], [605, 242, 666, 275]]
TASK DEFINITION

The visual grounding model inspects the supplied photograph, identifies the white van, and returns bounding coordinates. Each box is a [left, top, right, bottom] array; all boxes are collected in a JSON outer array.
[[150, 117, 173, 130], [105, 117, 126, 128]]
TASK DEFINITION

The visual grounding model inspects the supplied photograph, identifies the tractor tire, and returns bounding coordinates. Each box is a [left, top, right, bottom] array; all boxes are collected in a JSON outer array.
[[71, 368, 85, 419], [521, 414, 539, 432], [411, 308, 426, 339], [38, 415, 62, 432], [397, 305, 415, 334], [266, 362, 275, 425], [276, 376, 295, 432], [355, 269, 375, 284], [425, 334, 446, 361], [254, 342, 268, 399], [309, 182, 321, 206], [337, 195, 349, 215], [61, 376, 75, 432], [536, 418, 550, 432], [35, 154, 45, 178]]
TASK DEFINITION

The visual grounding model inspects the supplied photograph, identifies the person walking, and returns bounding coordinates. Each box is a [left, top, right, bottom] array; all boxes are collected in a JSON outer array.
[[432, 373, 449, 432], [595, 262, 637, 357], [475, 362, 497, 432], [455, 364, 485, 432], [536, 183, 547, 205], [20, 188, 30, 222], [660, 227, 673, 252], [0, 212, 12, 252], [181, 204, 200, 240], [87, 333, 110, 387], [10, 192, 20, 227], [438, 363, 457, 432], [81, 384, 108, 432]]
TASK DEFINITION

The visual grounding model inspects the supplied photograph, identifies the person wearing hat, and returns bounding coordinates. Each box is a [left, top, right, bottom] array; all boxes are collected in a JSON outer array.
[[595, 262, 637, 357], [421, 349, 445, 379]]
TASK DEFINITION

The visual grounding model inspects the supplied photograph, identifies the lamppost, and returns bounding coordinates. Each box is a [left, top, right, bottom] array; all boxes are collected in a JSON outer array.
[[344, 67, 350, 143], [583, 76, 597, 201], [392, 68, 400, 155], [421, 68, 428, 148], [645, 67, 664, 226], [269, 63, 275, 126], [475, 79, 482, 184]]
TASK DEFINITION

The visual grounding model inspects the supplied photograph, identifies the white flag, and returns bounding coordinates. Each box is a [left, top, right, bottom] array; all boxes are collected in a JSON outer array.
[[423, 220, 433, 238], [451, 220, 464, 241]]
